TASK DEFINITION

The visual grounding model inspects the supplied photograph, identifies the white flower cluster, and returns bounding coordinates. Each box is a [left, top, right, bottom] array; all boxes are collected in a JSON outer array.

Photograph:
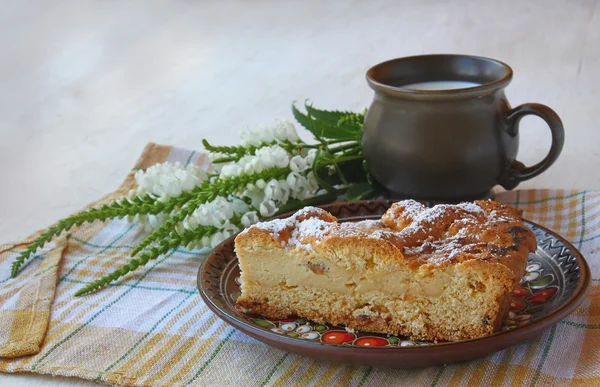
[[239, 120, 300, 147], [181, 196, 259, 248], [126, 162, 209, 233], [128, 120, 323, 250], [131, 162, 207, 201], [220, 145, 290, 178], [240, 147, 319, 217]]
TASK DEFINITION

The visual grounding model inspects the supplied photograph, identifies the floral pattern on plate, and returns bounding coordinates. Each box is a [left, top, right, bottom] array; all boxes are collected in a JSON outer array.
[[234, 302, 425, 346], [503, 260, 558, 330]]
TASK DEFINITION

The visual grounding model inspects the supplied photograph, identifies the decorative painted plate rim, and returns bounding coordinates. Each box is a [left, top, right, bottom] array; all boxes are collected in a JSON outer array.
[[198, 200, 590, 354]]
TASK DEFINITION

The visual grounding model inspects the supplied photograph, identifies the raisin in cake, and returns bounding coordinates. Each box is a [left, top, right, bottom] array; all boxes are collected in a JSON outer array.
[[234, 200, 536, 342]]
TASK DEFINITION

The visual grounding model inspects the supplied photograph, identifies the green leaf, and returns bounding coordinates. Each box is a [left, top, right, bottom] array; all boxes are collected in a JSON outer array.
[[305, 103, 364, 138], [304, 104, 356, 125], [292, 103, 358, 141], [345, 182, 378, 201], [250, 318, 274, 328], [292, 103, 316, 136], [11, 193, 171, 277], [530, 274, 554, 289]]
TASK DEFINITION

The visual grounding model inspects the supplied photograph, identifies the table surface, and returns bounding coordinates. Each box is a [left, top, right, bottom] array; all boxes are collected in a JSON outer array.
[[1, 0, 599, 385]]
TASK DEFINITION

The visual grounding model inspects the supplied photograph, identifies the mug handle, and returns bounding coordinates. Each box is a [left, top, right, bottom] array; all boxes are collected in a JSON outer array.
[[499, 103, 565, 190]]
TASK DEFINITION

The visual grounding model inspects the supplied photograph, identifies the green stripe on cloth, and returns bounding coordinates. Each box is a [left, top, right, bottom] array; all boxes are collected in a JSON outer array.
[[0, 254, 44, 284], [62, 278, 197, 295], [431, 367, 445, 386], [31, 251, 176, 370], [99, 293, 194, 377], [582, 233, 600, 243], [529, 325, 557, 386], [260, 353, 289, 386], [59, 223, 137, 282], [185, 327, 236, 385], [356, 366, 373, 387], [184, 151, 197, 167], [70, 236, 205, 257], [560, 321, 600, 329], [504, 191, 585, 206]]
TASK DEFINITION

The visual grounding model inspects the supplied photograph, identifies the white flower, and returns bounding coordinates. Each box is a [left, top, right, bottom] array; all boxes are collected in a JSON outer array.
[[259, 200, 278, 217], [272, 120, 300, 142], [305, 149, 317, 166], [142, 214, 163, 232], [222, 223, 240, 235], [134, 162, 207, 199], [264, 179, 290, 203], [286, 172, 309, 200], [234, 145, 289, 176], [200, 236, 211, 247], [246, 187, 266, 207], [306, 171, 319, 192], [238, 156, 263, 175], [240, 120, 300, 147], [255, 145, 290, 169], [210, 231, 225, 248], [183, 215, 198, 230], [231, 197, 250, 214], [220, 164, 243, 178], [218, 146, 291, 192], [240, 127, 271, 147], [127, 189, 138, 200], [186, 196, 236, 230], [264, 179, 278, 201], [208, 224, 241, 248], [289, 155, 308, 173], [241, 211, 259, 227]]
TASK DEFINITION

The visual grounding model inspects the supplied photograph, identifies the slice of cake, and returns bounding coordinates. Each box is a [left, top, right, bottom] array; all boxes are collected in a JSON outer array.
[[234, 200, 536, 342]]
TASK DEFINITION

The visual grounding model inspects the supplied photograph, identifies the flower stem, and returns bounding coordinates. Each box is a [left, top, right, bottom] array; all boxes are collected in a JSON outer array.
[[74, 224, 224, 296], [327, 142, 360, 154], [130, 167, 290, 257], [318, 154, 363, 166], [10, 194, 188, 277]]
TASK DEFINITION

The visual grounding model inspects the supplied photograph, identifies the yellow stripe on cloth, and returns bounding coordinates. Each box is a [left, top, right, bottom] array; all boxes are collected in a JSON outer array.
[[0, 235, 66, 358], [0, 143, 598, 386]]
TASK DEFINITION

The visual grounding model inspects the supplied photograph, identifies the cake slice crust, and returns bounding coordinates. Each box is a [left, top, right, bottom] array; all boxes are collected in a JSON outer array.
[[235, 200, 536, 342]]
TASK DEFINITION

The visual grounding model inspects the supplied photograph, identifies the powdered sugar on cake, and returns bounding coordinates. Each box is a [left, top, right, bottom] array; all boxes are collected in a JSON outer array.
[[245, 200, 528, 266]]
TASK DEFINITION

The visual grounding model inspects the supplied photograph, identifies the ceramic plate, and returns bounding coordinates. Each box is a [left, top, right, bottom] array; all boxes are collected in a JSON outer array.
[[198, 200, 590, 368]]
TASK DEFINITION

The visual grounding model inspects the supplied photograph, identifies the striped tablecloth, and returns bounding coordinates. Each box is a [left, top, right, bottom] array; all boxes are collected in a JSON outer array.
[[0, 143, 598, 386]]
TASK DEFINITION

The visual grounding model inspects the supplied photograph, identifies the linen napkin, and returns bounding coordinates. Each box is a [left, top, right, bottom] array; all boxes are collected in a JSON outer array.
[[0, 142, 598, 386]]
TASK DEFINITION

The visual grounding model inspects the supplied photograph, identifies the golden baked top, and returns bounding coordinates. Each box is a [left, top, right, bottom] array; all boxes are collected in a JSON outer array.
[[238, 200, 536, 276]]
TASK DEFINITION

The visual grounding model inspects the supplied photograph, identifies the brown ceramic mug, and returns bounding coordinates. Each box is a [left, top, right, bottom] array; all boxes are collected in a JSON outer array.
[[362, 54, 565, 201]]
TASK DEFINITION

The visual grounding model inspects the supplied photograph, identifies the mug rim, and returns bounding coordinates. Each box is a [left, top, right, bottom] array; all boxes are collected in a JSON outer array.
[[366, 54, 513, 97]]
